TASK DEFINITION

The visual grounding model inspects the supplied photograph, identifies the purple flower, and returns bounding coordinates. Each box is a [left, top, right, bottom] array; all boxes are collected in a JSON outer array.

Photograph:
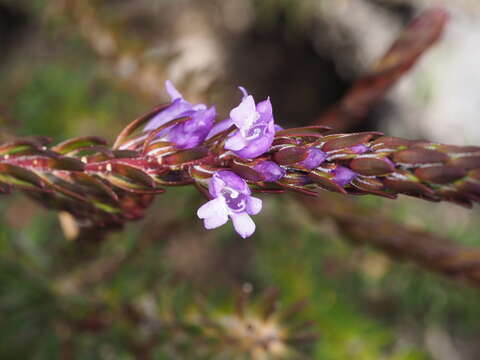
[[206, 118, 234, 139], [144, 81, 215, 149], [350, 144, 369, 154], [299, 148, 326, 170], [253, 161, 285, 182], [224, 87, 275, 159], [197, 171, 262, 238], [333, 166, 357, 187]]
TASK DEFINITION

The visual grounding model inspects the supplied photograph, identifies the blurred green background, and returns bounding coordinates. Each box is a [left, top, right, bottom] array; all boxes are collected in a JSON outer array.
[[1, 0, 480, 359]]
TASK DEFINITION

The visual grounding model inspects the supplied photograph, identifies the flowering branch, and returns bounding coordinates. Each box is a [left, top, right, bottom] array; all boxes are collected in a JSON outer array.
[[1, 81, 479, 239]]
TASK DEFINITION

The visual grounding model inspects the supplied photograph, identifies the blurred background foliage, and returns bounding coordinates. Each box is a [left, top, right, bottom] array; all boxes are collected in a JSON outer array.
[[1, 0, 480, 359]]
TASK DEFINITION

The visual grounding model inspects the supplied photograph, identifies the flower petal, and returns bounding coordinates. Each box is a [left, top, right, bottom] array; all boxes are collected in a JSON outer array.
[[204, 212, 229, 229], [225, 131, 248, 151], [230, 95, 257, 129], [192, 103, 207, 111], [165, 80, 183, 101], [215, 171, 250, 194], [253, 161, 285, 182], [299, 148, 326, 170], [246, 197, 262, 215], [234, 130, 274, 159], [206, 118, 234, 139], [197, 198, 229, 230], [238, 86, 249, 98], [197, 197, 225, 219], [168, 106, 215, 149], [256, 97, 273, 119], [333, 166, 357, 187], [274, 124, 284, 132], [230, 212, 256, 239], [144, 99, 192, 131]]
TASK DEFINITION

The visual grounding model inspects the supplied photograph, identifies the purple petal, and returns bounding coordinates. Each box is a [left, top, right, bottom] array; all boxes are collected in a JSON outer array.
[[238, 86, 249, 98], [209, 173, 225, 198], [299, 148, 326, 170], [206, 118, 234, 139], [256, 97, 273, 120], [230, 212, 256, 239], [144, 80, 208, 132], [167, 106, 215, 149], [253, 161, 285, 182], [209, 171, 250, 198], [219, 171, 250, 193], [333, 166, 357, 187], [144, 99, 193, 132], [233, 136, 272, 159], [350, 144, 370, 154], [233, 122, 275, 159], [246, 197, 262, 215], [165, 80, 183, 101]]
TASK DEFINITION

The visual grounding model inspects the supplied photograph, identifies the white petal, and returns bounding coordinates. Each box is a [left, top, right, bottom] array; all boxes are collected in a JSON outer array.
[[192, 104, 207, 111], [204, 212, 229, 229], [230, 95, 257, 129], [225, 131, 247, 151], [197, 198, 229, 230], [197, 198, 224, 218], [246, 197, 262, 215], [231, 212, 256, 239]]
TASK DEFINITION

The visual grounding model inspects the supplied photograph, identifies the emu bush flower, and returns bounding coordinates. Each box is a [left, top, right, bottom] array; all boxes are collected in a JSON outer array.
[[197, 171, 262, 238], [253, 160, 285, 182], [299, 148, 327, 170], [333, 166, 357, 186], [144, 80, 215, 149], [224, 87, 275, 159]]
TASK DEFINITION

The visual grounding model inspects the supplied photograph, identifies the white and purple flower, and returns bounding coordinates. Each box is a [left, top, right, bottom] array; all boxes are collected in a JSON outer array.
[[224, 87, 275, 159], [144, 81, 215, 149], [197, 170, 262, 238]]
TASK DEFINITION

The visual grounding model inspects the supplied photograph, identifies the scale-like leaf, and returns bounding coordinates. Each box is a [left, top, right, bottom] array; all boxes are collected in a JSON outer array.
[[161, 146, 210, 166], [47, 157, 86, 171], [112, 104, 170, 149], [273, 147, 307, 165], [101, 163, 159, 192], [71, 173, 119, 202], [0, 164, 45, 190], [52, 136, 107, 155], [0, 137, 51, 156]]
